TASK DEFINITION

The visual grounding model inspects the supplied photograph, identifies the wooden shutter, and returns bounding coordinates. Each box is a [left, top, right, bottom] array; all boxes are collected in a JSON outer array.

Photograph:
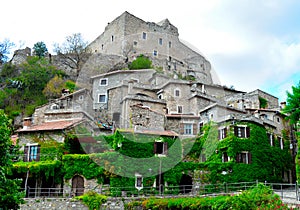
[[234, 126, 238, 137], [246, 127, 250, 138], [163, 142, 168, 155], [248, 152, 252, 164], [224, 127, 227, 138], [236, 153, 241, 163], [23, 146, 29, 162], [36, 145, 41, 161], [154, 142, 157, 154], [179, 123, 184, 134], [218, 130, 221, 140], [193, 124, 197, 135]]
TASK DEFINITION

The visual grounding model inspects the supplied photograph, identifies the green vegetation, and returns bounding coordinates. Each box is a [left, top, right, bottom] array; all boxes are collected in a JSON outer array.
[[0, 56, 68, 118], [0, 110, 24, 209], [75, 190, 107, 210], [33, 41, 48, 58], [259, 96, 268, 108], [128, 54, 152, 70], [125, 184, 291, 210]]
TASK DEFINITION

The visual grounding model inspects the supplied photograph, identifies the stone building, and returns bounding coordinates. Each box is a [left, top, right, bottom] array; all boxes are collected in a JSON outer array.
[[88, 11, 212, 84]]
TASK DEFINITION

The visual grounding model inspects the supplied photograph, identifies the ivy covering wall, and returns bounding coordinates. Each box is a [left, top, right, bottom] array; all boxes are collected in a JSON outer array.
[[12, 122, 293, 192]]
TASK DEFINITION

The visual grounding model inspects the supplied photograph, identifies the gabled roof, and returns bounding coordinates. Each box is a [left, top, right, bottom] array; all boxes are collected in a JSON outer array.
[[17, 119, 84, 133]]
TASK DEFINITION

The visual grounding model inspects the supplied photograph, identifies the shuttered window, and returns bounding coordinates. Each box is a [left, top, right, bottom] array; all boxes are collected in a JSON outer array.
[[234, 126, 250, 138], [218, 127, 227, 140], [154, 142, 168, 156], [236, 152, 251, 164], [24, 144, 40, 162]]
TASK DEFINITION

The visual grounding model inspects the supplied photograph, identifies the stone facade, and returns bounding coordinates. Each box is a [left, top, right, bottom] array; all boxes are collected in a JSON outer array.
[[88, 11, 212, 84]]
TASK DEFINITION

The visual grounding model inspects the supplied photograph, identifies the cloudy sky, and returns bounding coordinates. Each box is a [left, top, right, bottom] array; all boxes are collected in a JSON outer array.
[[1, 0, 300, 102]]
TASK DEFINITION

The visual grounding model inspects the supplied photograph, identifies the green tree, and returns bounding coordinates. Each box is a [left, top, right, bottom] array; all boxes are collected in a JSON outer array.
[[283, 81, 300, 126], [0, 39, 15, 64], [0, 110, 24, 209], [33, 41, 48, 58], [129, 54, 152, 70], [43, 75, 76, 99]]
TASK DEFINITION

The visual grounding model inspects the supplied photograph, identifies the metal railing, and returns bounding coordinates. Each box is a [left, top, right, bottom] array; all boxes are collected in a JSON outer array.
[[23, 181, 259, 198]]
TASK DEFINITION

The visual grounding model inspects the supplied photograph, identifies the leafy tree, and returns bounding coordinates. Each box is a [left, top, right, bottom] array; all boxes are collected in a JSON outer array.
[[129, 54, 152, 70], [53, 33, 90, 76], [33, 41, 48, 58], [0, 110, 24, 208], [0, 39, 15, 64], [43, 75, 75, 99], [283, 81, 300, 126]]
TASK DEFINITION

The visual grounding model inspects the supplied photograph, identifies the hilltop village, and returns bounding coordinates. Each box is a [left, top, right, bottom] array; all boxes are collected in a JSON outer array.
[[3, 11, 297, 199]]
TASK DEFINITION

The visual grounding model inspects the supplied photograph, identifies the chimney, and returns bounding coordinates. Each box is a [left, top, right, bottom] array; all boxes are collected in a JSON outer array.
[[280, 102, 286, 110], [23, 117, 32, 129], [128, 80, 134, 94]]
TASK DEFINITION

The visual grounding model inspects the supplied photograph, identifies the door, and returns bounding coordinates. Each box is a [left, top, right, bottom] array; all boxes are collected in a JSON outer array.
[[72, 175, 84, 196]]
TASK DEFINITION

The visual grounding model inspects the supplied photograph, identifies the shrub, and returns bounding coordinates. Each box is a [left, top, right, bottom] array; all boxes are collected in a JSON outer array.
[[129, 54, 152, 70], [76, 190, 107, 210]]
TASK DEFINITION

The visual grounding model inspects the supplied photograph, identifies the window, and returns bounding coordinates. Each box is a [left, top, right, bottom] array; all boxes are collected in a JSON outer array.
[[24, 144, 40, 162], [158, 94, 163, 99], [222, 152, 230, 162], [159, 38, 163, 45], [278, 137, 284, 150], [277, 117, 280, 123], [153, 50, 158, 56], [236, 152, 251, 164], [135, 175, 143, 189], [78, 95, 84, 101], [142, 32, 147, 39], [98, 94, 107, 103], [154, 141, 168, 156], [133, 41, 138, 46], [99, 78, 108, 86], [169, 41, 172, 48], [184, 124, 193, 135], [177, 105, 183, 114], [268, 133, 274, 146], [174, 89, 180, 97], [111, 35, 114, 42], [234, 126, 250, 138], [218, 127, 227, 140], [199, 122, 204, 134]]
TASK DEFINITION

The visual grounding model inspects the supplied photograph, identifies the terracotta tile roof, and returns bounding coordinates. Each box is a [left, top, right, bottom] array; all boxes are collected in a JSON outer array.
[[120, 129, 178, 137], [78, 136, 97, 143], [17, 119, 84, 132]]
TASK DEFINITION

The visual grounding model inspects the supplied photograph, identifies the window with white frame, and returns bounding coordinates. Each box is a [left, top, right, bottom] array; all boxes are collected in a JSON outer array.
[[99, 78, 108, 86], [154, 141, 168, 156], [236, 151, 251, 164], [184, 124, 193, 135], [24, 144, 40, 162], [153, 50, 158, 56], [234, 126, 250, 138], [78, 95, 84, 101], [218, 127, 227, 140], [98, 94, 107, 103]]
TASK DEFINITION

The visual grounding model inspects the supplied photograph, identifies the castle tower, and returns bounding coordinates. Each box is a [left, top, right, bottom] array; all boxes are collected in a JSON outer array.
[[88, 11, 213, 84]]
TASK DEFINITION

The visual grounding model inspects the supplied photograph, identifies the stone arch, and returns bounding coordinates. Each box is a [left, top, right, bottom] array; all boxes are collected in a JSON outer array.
[[72, 175, 84, 196]]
